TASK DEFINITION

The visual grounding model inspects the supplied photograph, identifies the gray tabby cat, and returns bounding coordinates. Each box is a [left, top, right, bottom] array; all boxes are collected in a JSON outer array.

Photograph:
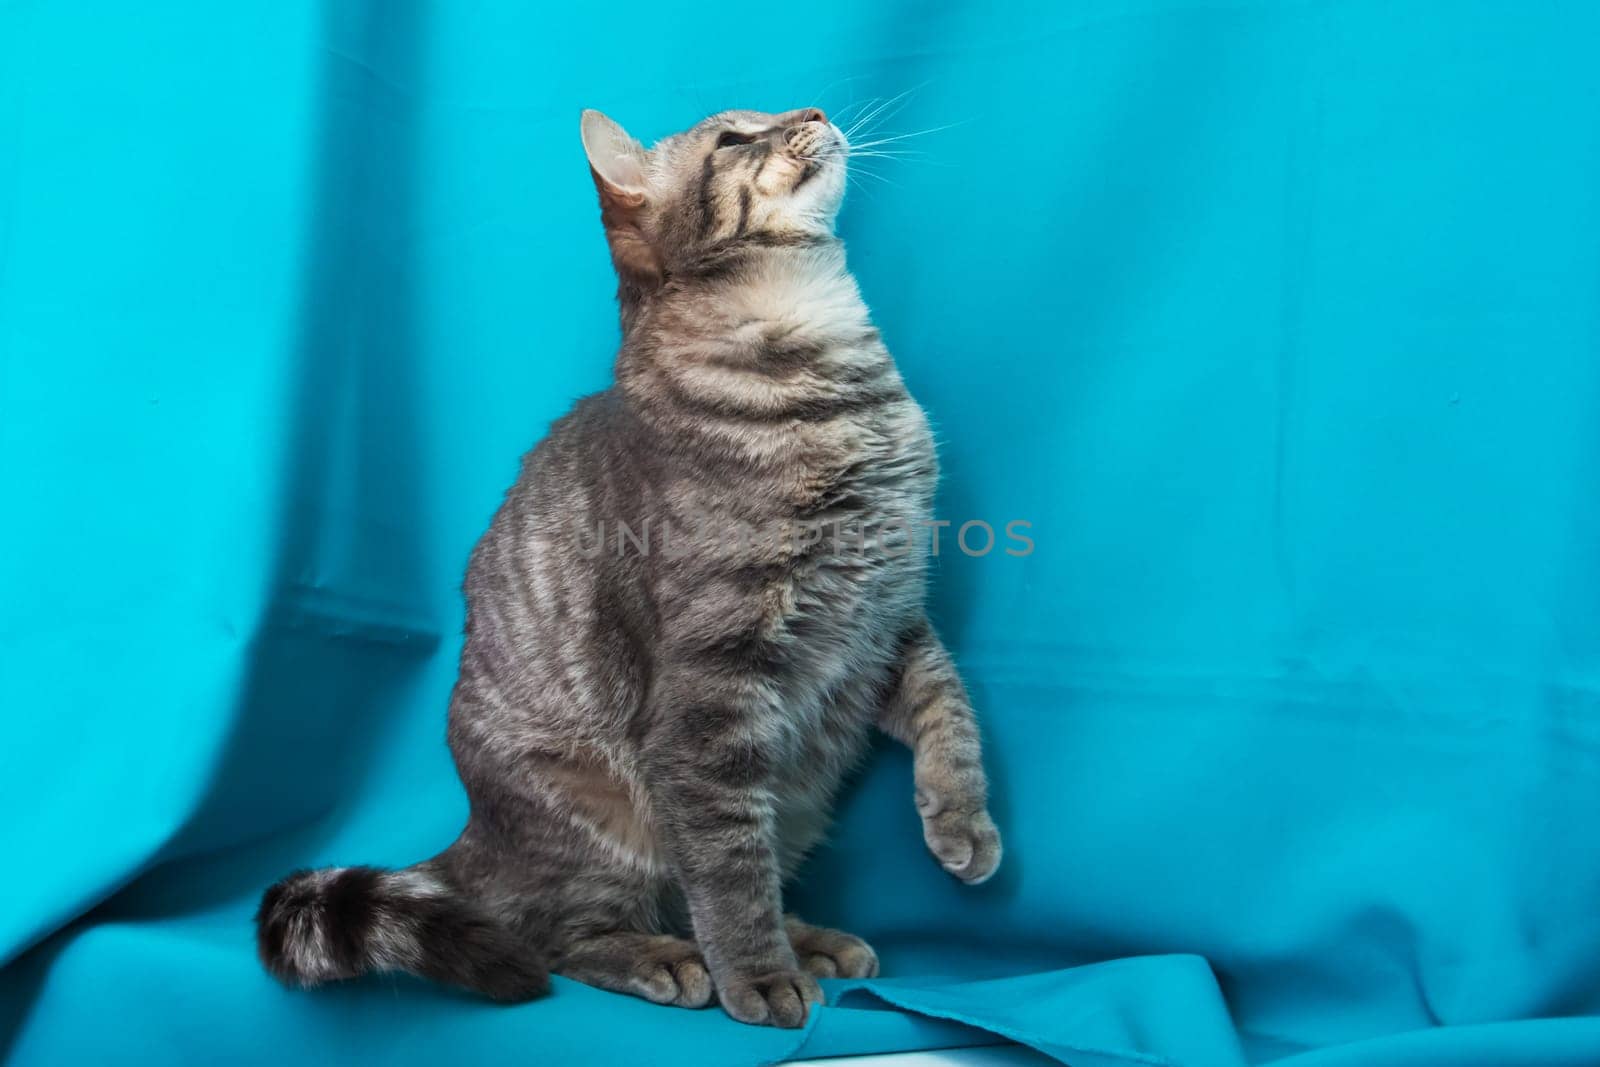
[[257, 105, 1001, 1028]]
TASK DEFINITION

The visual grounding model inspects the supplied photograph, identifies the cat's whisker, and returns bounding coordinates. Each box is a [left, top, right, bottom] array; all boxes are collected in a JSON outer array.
[[851, 155, 951, 170], [815, 74, 874, 134], [843, 162, 891, 197], [847, 147, 930, 159], [843, 170, 876, 196], [839, 113, 879, 144], [849, 85, 930, 144], [835, 96, 888, 138], [838, 94, 887, 129], [812, 72, 866, 108], [844, 162, 900, 187], [842, 142, 947, 173], [862, 83, 925, 125], [839, 85, 922, 141], [848, 121, 967, 152], [869, 86, 924, 130], [832, 94, 881, 129]]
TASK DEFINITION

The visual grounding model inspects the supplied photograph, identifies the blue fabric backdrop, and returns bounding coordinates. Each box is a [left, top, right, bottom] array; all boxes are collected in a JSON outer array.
[[4, 2, 1599, 1064]]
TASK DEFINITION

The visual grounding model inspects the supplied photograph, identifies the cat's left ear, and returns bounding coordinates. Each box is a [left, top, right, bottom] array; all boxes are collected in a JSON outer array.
[[581, 110, 662, 289], [581, 109, 648, 197]]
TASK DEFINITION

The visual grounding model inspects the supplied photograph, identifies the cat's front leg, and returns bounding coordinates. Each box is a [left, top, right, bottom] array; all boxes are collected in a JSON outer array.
[[878, 619, 1002, 884], [641, 670, 822, 1028]]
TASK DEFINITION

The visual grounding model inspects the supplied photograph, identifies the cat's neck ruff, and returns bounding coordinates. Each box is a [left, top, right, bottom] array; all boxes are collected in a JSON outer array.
[[617, 237, 879, 389], [652, 236, 865, 335], [703, 239, 868, 342], [611, 236, 904, 475]]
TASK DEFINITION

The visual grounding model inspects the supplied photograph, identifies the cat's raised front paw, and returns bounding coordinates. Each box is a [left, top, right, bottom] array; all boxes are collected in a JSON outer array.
[[717, 967, 824, 1028], [918, 793, 1002, 884]]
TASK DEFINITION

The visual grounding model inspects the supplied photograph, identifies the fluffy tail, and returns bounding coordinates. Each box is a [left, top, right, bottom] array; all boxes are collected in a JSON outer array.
[[255, 864, 549, 1002]]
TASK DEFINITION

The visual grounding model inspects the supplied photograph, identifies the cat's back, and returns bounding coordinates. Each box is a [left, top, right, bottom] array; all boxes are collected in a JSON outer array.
[[456, 388, 656, 733]]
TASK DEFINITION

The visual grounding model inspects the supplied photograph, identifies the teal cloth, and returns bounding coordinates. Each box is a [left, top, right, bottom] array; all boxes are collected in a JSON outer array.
[[4, 1, 1599, 1064]]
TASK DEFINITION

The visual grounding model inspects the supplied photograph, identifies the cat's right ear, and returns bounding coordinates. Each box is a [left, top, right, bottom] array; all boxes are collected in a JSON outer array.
[[581, 110, 662, 290]]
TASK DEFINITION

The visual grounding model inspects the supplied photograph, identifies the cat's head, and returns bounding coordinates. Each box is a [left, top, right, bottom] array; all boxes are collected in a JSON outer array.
[[579, 107, 846, 294]]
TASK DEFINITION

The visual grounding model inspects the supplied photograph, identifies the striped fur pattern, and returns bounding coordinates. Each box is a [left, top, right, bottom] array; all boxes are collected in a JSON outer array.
[[257, 106, 1001, 1028]]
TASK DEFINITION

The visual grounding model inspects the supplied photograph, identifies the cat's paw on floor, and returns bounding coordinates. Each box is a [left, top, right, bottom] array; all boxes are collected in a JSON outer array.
[[787, 917, 880, 979], [717, 968, 825, 1028], [557, 932, 713, 1008], [636, 952, 714, 1008]]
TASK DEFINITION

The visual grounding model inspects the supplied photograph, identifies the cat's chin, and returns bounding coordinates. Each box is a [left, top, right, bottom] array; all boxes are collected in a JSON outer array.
[[787, 164, 848, 228]]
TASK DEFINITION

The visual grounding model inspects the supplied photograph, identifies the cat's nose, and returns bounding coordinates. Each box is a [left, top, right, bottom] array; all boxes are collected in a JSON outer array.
[[784, 109, 830, 146]]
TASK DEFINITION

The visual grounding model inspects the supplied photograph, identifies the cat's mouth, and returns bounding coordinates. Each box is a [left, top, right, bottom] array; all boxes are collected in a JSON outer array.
[[782, 120, 843, 190], [783, 118, 835, 160]]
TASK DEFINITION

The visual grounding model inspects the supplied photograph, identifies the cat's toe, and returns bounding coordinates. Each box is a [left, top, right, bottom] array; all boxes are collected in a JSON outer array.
[[801, 952, 839, 978], [800, 938, 878, 979], [923, 807, 1002, 885], [788, 921, 880, 980], [670, 957, 714, 1008], [631, 946, 713, 1008], [825, 938, 878, 978], [717, 969, 824, 1028], [636, 964, 681, 1004]]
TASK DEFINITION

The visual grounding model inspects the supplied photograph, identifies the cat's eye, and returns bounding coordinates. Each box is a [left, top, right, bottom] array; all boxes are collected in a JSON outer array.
[[716, 130, 756, 149]]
